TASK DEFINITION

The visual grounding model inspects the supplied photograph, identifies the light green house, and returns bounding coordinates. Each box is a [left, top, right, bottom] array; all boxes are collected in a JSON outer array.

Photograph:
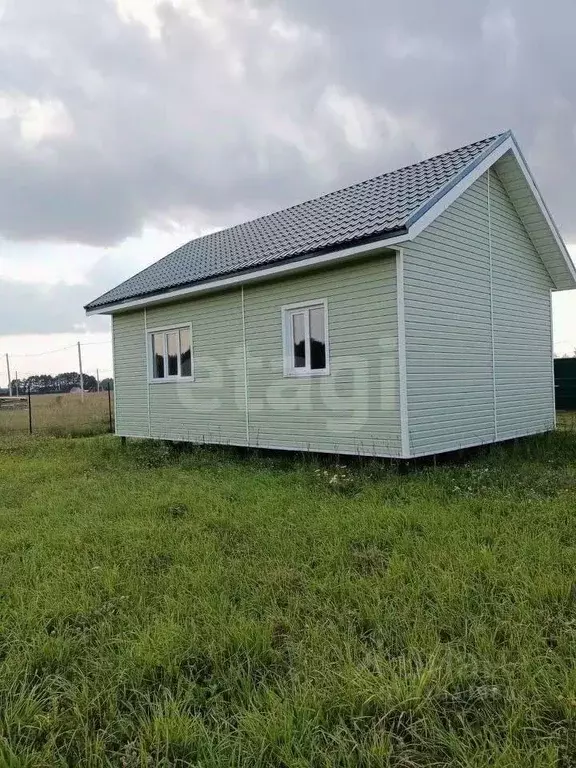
[[86, 131, 576, 459]]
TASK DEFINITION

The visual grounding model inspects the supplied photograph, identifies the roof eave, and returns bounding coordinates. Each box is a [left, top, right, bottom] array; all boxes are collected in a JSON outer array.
[[85, 229, 409, 315], [405, 132, 576, 291], [86, 131, 576, 316]]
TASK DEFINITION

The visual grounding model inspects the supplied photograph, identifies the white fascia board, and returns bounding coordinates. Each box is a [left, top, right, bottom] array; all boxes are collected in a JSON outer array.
[[407, 135, 576, 290], [87, 133, 575, 317], [86, 232, 408, 316], [507, 141, 576, 288], [406, 137, 516, 239]]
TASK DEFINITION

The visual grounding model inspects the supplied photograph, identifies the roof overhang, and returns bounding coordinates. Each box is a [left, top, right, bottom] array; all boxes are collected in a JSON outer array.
[[85, 234, 408, 315], [405, 133, 576, 291], [87, 132, 576, 316]]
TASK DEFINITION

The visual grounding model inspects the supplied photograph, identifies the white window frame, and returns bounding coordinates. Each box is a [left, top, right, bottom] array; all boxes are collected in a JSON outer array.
[[281, 299, 330, 377], [147, 324, 194, 383]]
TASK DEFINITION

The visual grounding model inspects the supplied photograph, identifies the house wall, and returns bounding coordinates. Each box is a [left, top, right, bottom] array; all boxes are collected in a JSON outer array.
[[403, 168, 554, 457], [112, 312, 148, 437], [112, 255, 403, 456], [145, 291, 247, 444], [243, 257, 400, 455], [490, 167, 555, 440]]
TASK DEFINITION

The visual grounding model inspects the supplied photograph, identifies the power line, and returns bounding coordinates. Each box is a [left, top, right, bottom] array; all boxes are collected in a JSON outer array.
[[5, 344, 77, 358], [1, 339, 111, 359]]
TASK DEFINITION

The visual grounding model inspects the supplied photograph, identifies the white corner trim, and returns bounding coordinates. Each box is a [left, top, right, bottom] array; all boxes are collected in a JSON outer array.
[[111, 315, 119, 435], [144, 308, 151, 437], [487, 171, 498, 442], [241, 286, 250, 446], [395, 248, 410, 458]]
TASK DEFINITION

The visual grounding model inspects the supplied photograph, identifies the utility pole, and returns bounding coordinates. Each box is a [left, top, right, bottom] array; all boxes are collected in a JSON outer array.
[[15, 371, 18, 397], [96, 368, 100, 393], [77, 341, 84, 402], [5, 354, 11, 397]]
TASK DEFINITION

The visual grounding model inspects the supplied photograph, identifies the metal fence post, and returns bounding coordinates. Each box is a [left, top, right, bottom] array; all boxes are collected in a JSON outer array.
[[28, 383, 32, 435], [108, 382, 113, 433]]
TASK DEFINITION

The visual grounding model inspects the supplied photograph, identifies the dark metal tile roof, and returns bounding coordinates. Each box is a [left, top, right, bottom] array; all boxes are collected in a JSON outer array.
[[86, 132, 507, 310]]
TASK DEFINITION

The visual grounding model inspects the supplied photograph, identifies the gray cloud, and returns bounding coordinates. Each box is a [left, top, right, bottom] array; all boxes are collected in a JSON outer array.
[[0, 0, 575, 260], [274, 0, 576, 234], [0, 257, 119, 334]]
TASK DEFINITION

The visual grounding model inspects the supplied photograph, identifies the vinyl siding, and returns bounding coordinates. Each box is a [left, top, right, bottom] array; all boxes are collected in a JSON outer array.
[[404, 168, 554, 456], [112, 255, 402, 456], [112, 312, 148, 437], [489, 167, 555, 439], [146, 292, 247, 445], [495, 151, 575, 290], [244, 256, 401, 456]]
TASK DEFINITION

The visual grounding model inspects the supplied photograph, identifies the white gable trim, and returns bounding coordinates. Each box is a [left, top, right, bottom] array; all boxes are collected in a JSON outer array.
[[87, 134, 575, 316], [407, 138, 515, 239], [407, 135, 576, 290]]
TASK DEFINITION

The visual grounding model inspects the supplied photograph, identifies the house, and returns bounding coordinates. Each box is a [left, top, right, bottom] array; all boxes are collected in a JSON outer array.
[[85, 131, 576, 459]]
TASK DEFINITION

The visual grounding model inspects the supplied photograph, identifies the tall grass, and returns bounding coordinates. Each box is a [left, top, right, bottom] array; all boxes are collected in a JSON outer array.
[[0, 429, 575, 766], [0, 392, 113, 437]]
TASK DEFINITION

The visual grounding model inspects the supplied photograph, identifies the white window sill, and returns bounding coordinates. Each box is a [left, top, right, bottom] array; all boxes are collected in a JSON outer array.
[[149, 377, 195, 384], [283, 369, 330, 378]]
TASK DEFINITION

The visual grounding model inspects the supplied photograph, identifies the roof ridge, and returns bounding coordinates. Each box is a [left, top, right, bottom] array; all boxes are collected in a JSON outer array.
[[268, 131, 509, 218], [86, 130, 511, 310], [191, 132, 510, 238]]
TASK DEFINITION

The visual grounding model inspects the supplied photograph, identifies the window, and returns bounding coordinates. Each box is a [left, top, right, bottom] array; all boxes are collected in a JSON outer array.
[[149, 326, 193, 381], [282, 300, 329, 376]]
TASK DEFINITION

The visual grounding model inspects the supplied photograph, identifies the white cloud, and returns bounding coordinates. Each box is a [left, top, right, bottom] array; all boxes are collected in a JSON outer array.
[[0, 0, 573, 357], [0, 331, 113, 383], [115, 0, 164, 38], [553, 244, 576, 356], [384, 30, 453, 62], [319, 85, 439, 162], [0, 93, 74, 145], [481, 5, 519, 75]]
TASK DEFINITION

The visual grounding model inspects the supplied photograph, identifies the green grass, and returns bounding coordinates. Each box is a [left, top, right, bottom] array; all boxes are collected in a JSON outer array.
[[0, 393, 113, 438], [1, 430, 576, 766]]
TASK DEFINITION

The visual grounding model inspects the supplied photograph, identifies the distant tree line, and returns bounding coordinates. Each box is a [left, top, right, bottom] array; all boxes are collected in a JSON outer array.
[[4, 373, 114, 395]]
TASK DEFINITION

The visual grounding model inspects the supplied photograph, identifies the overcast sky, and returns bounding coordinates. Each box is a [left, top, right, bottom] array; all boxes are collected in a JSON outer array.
[[0, 0, 575, 382]]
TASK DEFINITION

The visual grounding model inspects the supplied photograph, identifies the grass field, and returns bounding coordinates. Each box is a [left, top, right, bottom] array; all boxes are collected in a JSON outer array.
[[0, 392, 113, 437], [1, 428, 576, 766]]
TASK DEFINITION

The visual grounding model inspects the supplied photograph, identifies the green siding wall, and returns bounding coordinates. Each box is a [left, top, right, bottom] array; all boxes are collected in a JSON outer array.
[[489, 169, 555, 439], [112, 312, 148, 437], [404, 168, 554, 456], [112, 255, 402, 456], [244, 257, 400, 455], [146, 292, 247, 444]]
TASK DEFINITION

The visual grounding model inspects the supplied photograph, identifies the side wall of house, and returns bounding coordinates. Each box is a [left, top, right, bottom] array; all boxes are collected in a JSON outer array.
[[243, 256, 400, 455], [112, 312, 149, 437], [111, 255, 403, 456], [489, 168, 555, 440], [403, 168, 555, 457]]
